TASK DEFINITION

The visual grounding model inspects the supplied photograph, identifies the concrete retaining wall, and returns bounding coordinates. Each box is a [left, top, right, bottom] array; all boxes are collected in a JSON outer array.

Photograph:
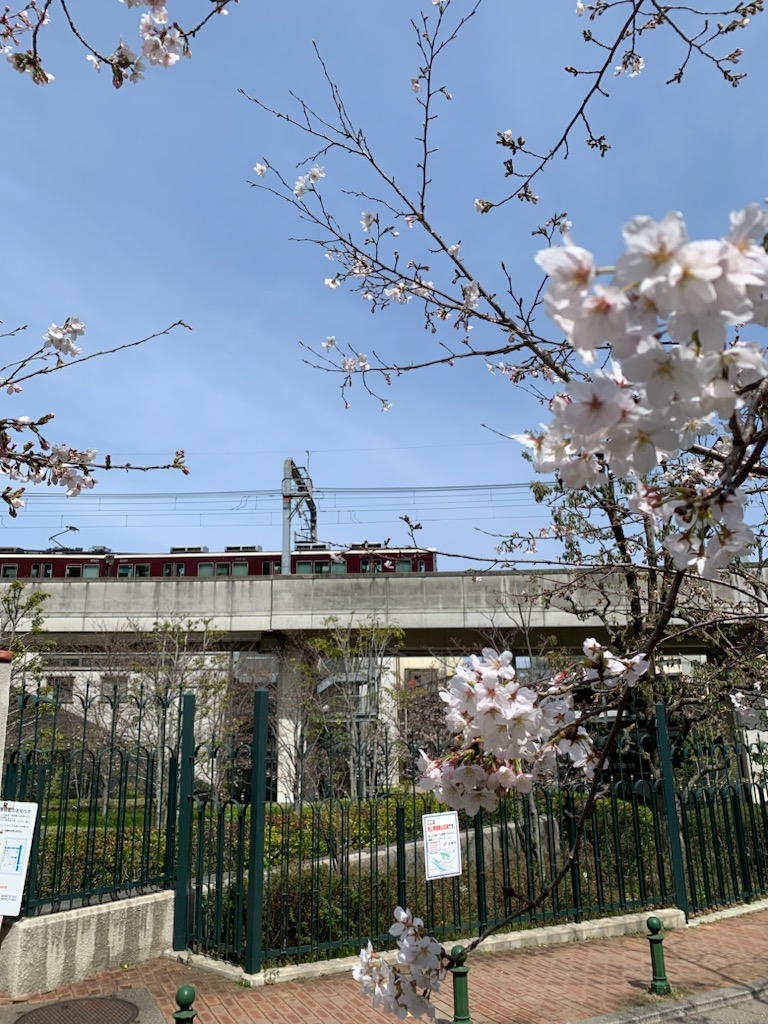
[[0, 891, 175, 999]]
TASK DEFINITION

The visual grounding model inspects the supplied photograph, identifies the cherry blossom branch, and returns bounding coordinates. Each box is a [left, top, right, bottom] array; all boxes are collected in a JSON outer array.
[[5, 0, 241, 87], [0, 319, 192, 385]]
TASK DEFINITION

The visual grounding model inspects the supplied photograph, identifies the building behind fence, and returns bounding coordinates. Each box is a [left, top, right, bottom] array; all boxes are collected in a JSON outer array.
[[4, 679, 768, 974]]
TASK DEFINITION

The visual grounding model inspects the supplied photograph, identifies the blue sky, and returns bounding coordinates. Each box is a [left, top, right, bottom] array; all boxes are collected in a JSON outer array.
[[2, 1, 767, 564]]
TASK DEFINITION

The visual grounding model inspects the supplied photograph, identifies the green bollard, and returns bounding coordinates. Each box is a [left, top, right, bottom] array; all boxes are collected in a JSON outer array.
[[646, 916, 671, 996], [450, 945, 473, 1024], [173, 984, 198, 1022]]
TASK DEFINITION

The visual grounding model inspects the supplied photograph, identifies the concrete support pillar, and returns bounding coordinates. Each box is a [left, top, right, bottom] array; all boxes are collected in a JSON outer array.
[[378, 657, 399, 789], [275, 654, 306, 803]]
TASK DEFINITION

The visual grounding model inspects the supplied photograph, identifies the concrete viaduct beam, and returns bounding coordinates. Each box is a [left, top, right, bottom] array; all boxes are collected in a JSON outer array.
[[14, 569, 733, 655]]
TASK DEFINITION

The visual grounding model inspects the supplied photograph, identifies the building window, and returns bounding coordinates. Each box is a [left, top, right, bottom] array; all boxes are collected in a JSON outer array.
[[396, 559, 412, 573], [117, 563, 133, 578], [233, 561, 248, 577], [65, 565, 82, 578], [48, 675, 74, 703], [1, 564, 17, 579], [296, 560, 312, 575], [198, 563, 213, 577], [100, 674, 130, 698], [216, 563, 231, 577], [134, 564, 150, 578], [83, 564, 100, 578]]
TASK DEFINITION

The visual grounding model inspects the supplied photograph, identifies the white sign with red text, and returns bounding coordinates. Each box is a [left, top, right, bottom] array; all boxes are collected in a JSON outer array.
[[422, 810, 461, 881], [0, 801, 38, 917]]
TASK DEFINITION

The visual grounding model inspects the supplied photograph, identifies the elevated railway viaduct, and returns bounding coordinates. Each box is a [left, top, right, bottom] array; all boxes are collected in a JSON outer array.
[[18, 569, 736, 656]]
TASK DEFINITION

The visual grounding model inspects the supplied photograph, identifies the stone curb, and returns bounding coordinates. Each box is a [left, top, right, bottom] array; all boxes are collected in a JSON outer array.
[[165, 908, 688, 988], [568, 979, 768, 1024]]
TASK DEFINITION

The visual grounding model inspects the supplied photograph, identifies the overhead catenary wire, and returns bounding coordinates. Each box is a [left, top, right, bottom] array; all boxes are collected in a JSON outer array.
[[1, 481, 553, 534]]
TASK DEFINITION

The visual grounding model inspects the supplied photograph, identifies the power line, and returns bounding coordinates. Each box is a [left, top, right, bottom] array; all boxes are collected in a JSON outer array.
[[0, 482, 552, 541]]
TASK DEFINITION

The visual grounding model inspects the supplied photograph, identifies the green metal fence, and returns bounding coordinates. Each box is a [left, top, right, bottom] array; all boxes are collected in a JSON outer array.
[[6, 687, 768, 973], [2, 677, 183, 913]]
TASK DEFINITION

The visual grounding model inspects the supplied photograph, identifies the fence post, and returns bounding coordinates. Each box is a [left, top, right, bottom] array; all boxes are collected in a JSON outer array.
[[244, 688, 269, 975], [396, 804, 407, 911], [172, 693, 196, 952], [23, 764, 46, 917], [730, 787, 752, 902], [654, 702, 688, 920], [565, 794, 583, 923], [473, 811, 488, 935], [165, 751, 179, 882]]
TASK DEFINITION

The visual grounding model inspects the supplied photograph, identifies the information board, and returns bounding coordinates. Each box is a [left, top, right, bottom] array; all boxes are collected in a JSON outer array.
[[422, 810, 462, 880], [0, 801, 38, 917]]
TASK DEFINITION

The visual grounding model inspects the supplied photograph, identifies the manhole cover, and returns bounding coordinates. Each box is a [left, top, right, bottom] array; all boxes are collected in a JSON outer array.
[[17, 997, 138, 1024]]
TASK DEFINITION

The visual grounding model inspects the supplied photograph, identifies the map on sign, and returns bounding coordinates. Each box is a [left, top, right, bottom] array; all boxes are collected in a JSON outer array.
[[422, 810, 462, 881], [0, 801, 39, 917]]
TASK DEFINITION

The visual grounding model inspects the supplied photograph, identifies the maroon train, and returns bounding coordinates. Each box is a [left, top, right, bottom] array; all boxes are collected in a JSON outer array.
[[0, 543, 437, 581]]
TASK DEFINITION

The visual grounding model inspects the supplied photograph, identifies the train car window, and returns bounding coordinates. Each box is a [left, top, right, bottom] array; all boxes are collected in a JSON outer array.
[[83, 565, 100, 578], [396, 559, 412, 573], [372, 559, 382, 573], [163, 562, 185, 577], [331, 560, 347, 574], [65, 565, 82, 578], [134, 564, 150, 578], [233, 562, 248, 577], [198, 563, 214, 577], [296, 560, 312, 574], [117, 564, 133, 578], [43, 563, 53, 578], [261, 561, 272, 575], [31, 564, 41, 578], [314, 561, 330, 574], [1, 564, 17, 579], [216, 563, 231, 577], [273, 562, 282, 574], [361, 559, 370, 573], [417, 560, 426, 572]]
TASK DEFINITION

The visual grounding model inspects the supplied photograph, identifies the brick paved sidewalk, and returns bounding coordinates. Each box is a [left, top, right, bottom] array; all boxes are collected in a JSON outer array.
[[2, 907, 768, 1024]]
